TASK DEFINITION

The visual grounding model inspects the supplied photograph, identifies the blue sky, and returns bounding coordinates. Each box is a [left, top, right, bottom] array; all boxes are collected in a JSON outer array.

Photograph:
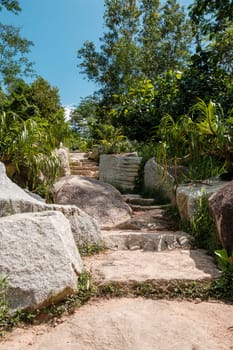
[[2, 0, 192, 109]]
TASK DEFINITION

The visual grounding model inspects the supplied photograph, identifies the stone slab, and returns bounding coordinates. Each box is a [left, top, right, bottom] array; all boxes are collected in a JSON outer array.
[[84, 249, 220, 283]]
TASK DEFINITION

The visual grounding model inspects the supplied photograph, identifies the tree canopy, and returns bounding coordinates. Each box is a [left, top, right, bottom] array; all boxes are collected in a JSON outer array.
[[0, 0, 33, 85], [78, 0, 192, 101], [76, 0, 233, 144]]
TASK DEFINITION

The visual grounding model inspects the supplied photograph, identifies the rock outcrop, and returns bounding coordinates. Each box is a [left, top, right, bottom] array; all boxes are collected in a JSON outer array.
[[176, 179, 228, 223], [209, 180, 233, 255], [144, 158, 177, 204], [0, 162, 102, 247], [53, 175, 132, 229], [0, 211, 82, 311], [99, 153, 142, 191]]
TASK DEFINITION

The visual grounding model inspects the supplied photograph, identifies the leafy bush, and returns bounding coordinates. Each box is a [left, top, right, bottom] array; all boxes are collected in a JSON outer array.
[[211, 249, 233, 301], [0, 112, 61, 194], [188, 193, 221, 254], [156, 99, 231, 181]]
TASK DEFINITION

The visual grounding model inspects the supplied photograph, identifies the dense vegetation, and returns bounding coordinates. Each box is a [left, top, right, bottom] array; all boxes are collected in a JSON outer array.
[[0, 1, 70, 194], [0, 0, 233, 328], [74, 0, 233, 179], [1, 0, 233, 187]]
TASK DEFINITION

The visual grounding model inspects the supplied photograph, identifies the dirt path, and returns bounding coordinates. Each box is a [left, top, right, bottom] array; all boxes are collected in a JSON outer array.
[[1, 298, 233, 350]]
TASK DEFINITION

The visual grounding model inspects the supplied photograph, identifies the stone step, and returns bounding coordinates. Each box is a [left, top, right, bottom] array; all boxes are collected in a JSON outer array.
[[130, 203, 171, 211], [102, 229, 190, 251], [70, 159, 98, 165], [123, 194, 156, 206], [69, 152, 88, 161], [84, 249, 221, 284], [70, 164, 99, 171], [70, 169, 99, 177]]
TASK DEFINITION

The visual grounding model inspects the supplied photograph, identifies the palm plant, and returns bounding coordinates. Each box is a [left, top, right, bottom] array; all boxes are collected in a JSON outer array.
[[191, 99, 233, 173], [156, 99, 232, 181], [0, 112, 61, 193]]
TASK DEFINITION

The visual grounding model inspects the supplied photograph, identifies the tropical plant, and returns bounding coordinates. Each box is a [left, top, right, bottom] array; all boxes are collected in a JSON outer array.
[[156, 99, 232, 180], [0, 112, 61, 193], [188, 193, 221, 253], [212, 248, 233, 300], [95, 124, 132, 154]]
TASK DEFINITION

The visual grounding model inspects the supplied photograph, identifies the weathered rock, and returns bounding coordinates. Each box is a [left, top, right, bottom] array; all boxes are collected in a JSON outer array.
[[144, 158, 176, 204], [0, 162, 102, 247], [0, 211, 82, 311], [209, 180, 233, 255], [99, 153, 142, 191], [58, 205, 102, 247], [56, 146, 71, 176], [176, 178, 228, 223], [53, 175, 132, 229]]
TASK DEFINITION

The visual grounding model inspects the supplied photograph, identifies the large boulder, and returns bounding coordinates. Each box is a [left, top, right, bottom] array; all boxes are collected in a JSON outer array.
[[0, 162, 102, 247], [209, 181, 233, 255], [144, 158, 176, 204], [99, 153, 142, 191], [176, 179, 228, 223], [53, 175, 132, 229], [0, 211, 82, 311]]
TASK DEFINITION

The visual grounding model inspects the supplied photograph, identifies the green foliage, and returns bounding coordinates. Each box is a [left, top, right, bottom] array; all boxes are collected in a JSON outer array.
[[156, 99, 232, 181], [188, 193, 221, 253], [0, 111, 61, 194], [78, 243, 106, 257], [0, 1, 33, 85], [0, 77, 71, 194], [215, 249, 233, 272], [76, 0, 233, 144], [70, 96, 99, 138], [211, 249, 233, 301], [94, 124, 134, 154], [139, 0, 192, 81], [77, 0, 192, 105], [110, 79, 156, 141], [78, 0, 141, 101], [0, 0, 21, 13], [0, 276, 21, 336]]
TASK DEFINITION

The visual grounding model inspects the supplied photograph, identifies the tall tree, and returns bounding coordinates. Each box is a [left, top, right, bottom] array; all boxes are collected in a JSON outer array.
[[0, 0, 33, 85], [139, 0, 191, 81], [183, 0, 233, 113], [78, 0, 142, 101], [77, 0, 192, 100]]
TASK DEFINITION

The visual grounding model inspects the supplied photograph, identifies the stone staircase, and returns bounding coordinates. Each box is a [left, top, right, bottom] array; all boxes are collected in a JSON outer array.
[[68, 153, 220, 291], [69, 152, 99, 179], [84, 193, 220, 287]]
